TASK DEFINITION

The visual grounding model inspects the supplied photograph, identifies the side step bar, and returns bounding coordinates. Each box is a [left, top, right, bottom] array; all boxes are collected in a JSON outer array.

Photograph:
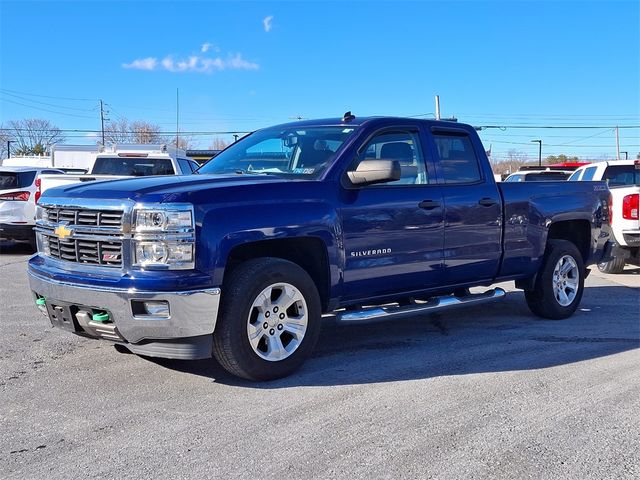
[[334, 287, 506, 324]]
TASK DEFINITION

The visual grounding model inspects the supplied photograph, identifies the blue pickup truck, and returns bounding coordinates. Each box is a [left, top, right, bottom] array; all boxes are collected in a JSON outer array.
[[28, 115, 610, 380]]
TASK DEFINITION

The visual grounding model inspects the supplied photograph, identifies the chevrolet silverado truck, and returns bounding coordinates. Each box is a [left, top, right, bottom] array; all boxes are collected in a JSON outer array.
[[28, 115, 610, 380]]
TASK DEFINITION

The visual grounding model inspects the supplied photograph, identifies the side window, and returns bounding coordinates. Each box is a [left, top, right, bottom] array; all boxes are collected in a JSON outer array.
[[433, 133, 482, 184], [356, 130, 428, 185], [581, 166, 597, 181], [177, 158, 192, 174], [568, 170, 582, 181], [188, 160, 200, 172]]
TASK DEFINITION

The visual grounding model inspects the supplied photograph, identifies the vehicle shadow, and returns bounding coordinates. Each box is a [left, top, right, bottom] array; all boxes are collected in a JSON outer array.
[[148, 285, 640, 388], [0, 240, 36, 255]]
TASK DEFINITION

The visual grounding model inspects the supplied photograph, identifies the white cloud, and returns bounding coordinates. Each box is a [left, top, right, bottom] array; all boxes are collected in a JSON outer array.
[[227, 53, 259, 70], [201, 42, 212, 53], [122, 57, 157, 70], [263, 15, 274, 32], [123, 50, 259, 74]]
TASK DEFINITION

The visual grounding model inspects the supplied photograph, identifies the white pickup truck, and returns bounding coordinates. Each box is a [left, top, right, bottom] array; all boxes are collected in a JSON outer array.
[[569, 160, 640, 273], [39, 144, 200, 195]]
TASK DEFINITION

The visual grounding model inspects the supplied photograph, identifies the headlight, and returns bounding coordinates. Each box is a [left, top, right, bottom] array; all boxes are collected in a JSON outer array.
[[135, 209, 193, 232], [133, 204, 195, 270]]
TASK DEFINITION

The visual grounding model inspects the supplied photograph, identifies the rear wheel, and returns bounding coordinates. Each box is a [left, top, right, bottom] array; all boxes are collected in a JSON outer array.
[[597, 257, 626, 274], [212, 258, 322, 381], [525, 239, 585, 320]]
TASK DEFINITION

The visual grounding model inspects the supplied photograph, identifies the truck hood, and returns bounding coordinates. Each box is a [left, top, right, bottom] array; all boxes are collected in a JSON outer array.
[[41, 174, 289, 203]]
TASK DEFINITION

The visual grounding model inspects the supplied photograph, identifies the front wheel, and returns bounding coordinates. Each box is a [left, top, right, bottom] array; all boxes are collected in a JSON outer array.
[[525, 239, 585, 320], [212, 258, 322, 381]]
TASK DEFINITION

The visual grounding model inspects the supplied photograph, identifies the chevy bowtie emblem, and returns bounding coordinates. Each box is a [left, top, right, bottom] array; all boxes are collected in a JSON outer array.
[[54, 224, 73, 239]]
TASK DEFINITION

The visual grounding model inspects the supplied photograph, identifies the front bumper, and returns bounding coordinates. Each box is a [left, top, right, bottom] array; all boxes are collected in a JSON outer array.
[[28, 269, 221, 352]]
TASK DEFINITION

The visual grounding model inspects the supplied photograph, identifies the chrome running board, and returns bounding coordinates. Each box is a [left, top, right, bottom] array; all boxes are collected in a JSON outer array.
[[334, 287, 506, 323]]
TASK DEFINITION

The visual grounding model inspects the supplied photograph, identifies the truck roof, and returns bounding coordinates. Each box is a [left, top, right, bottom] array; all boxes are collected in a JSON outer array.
[[267, 116, 469, 130]]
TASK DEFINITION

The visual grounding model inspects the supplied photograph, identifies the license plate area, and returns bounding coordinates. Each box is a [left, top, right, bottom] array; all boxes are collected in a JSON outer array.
[[46, 302, 80, 332]]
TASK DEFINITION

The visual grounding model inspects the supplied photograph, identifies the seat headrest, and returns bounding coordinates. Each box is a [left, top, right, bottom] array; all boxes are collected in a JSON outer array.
[[380, 142, 413, 161]]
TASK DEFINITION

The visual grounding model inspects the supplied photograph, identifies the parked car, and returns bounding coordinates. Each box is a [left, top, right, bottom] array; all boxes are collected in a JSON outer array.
[[569, 160, 640, 273], [28, 115, 609, 380], [0, 167, 64, 247]]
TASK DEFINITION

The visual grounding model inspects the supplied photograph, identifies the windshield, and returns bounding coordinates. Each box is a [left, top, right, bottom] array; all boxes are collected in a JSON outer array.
[[0, 171, 36, 190], [198, 126, 357, 178], [91, 157, 175, 176]]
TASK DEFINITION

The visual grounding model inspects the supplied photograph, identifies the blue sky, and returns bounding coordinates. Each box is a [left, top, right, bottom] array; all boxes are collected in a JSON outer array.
[[1, 0, 638, 161]]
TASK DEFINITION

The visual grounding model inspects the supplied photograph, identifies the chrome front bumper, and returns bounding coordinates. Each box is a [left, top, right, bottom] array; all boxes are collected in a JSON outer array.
[[28, 270, 221, 344]]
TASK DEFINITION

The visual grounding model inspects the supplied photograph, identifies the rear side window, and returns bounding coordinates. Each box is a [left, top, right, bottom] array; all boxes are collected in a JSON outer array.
[[0, 171, 36, 189], [568, 170, 582, 181], [580, 166, 597, 181], [433, 133, 482, 184], [177, 158, 194, 174]]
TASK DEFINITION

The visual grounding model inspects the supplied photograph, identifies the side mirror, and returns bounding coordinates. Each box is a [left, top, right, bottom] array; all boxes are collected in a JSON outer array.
[[347, 159, 401, 186]]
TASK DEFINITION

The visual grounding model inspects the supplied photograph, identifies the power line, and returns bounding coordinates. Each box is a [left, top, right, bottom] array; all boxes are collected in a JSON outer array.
[[0, 88, 95, 102], [0, 98, 97, 119], [0, 91, 96, 112]]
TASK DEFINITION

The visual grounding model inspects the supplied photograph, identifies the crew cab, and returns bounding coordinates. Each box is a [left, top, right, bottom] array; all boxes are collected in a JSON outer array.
[[569, 160, 640, 273], [38, 144, 199, 194], [28, 115, 610, 380]]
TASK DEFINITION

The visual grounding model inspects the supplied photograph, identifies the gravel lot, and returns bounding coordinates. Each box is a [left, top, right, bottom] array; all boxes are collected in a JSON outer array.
[[1, 241, 638, 479]]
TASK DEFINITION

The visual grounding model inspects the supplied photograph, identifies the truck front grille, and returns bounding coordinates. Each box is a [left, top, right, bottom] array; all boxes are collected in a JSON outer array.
[[44, 208, 124, 229], [44, 235, 123, 267]]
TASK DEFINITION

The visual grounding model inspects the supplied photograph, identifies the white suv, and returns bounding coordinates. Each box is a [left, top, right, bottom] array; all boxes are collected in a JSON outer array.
[[0, 167, 64, 248], [569, 160, 640, 273]]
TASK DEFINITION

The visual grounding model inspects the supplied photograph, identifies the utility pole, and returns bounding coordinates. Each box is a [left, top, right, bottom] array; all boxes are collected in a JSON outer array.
[[7, 140, 12, 158], [99, 99, 105, 145], [532, 139, 542, 166], [435, 95, 441, 120], [615, 125, 620, 160]]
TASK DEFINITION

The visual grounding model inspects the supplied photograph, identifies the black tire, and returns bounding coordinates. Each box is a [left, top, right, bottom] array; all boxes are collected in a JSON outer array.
[[597, 256, 626, 274], [212, 258, 322, 381], [525, 239, 585, 320]]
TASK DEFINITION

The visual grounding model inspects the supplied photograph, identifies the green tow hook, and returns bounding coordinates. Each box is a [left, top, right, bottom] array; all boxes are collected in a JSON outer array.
[[92, 311, 110, 323]]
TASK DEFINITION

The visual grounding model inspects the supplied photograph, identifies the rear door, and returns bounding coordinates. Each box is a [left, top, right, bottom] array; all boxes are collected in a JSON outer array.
[[429, 127, 503, 285], [340, 125, 445, 301]]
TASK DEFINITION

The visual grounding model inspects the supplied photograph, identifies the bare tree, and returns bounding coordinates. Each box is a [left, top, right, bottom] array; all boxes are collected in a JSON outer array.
[[0, 126, 9, 160], [104, 118, 164, 144], [209, 137, 230, 150], [4, 118, 65, 155], [168, 132, 197, 150], [490, 149, 530, 176]]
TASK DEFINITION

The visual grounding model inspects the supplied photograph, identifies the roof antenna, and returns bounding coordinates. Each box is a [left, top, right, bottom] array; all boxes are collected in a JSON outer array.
[[342, 111, 355, 122]]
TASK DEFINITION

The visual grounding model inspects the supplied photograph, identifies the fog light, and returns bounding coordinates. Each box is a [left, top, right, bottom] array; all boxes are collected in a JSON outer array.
[[144, 301, 170, 318]]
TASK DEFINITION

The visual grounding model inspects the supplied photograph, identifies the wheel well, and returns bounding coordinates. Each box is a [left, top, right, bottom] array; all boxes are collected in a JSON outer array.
[[547, 220, 590, 262], [225, 237, 331, 310]]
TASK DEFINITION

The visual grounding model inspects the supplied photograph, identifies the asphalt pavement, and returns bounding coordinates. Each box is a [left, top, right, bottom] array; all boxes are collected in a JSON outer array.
[[1, 241, 638, 479]]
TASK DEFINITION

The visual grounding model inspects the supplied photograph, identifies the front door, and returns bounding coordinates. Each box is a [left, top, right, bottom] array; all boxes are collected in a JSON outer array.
[[340, 128, 445, 302]]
